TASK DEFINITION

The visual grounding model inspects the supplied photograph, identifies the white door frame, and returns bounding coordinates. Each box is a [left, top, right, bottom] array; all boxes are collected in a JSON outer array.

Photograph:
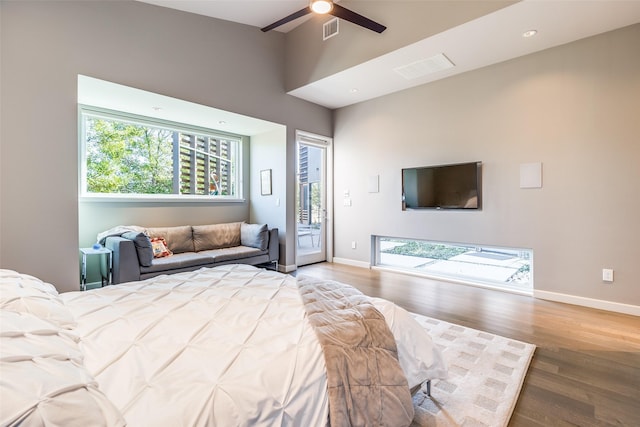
[[295, 130, 333, 266]]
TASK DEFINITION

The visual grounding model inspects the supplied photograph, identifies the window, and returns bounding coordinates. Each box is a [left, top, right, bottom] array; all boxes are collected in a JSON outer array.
[[373, 236, 533, 295], [80, 107, 242, 199]]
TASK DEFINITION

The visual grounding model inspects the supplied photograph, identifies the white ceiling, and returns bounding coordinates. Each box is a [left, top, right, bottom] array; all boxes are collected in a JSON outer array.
[[137, 0, 640, 109]]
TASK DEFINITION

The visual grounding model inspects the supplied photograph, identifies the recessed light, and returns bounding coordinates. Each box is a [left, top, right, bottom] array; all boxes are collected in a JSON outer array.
[[152, 106, 163, 111], [218, 120, 227, 125], [522, 30, 538, 38], [349, 88, 358, 93]]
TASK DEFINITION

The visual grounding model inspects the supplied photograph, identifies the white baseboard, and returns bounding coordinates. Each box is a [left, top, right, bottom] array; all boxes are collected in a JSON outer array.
[[332, 257, 371, 269], [279, 263, 298, 273], [534, 290, 640, 316]]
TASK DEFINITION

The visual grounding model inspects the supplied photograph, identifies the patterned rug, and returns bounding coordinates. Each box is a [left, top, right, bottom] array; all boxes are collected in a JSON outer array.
[[410, 314, 535, 427]]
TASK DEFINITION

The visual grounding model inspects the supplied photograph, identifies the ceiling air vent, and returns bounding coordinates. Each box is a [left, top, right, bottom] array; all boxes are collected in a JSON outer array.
[[393, 53, 455, 80], [323, 18, 339, 40]]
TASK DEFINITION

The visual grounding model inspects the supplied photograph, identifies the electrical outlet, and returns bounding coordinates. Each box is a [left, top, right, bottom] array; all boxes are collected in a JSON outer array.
[[602, 268, 614, 282], [351, 241, 357, 249]]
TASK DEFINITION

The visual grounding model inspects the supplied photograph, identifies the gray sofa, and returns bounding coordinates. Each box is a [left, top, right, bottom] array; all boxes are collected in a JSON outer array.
[[104, 222, 279, 284]]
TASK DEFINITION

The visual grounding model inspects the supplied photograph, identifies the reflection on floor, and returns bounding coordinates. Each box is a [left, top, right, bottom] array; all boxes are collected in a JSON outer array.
[[297, 226, 320, 257]]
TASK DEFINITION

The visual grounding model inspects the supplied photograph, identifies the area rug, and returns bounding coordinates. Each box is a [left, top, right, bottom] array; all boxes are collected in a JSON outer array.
[[410, 314, 535, 427]]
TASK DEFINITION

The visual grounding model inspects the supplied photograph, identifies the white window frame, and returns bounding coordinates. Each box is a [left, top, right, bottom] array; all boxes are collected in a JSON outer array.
[[372, 235, 533, 296], [79, 105, 244, 202]]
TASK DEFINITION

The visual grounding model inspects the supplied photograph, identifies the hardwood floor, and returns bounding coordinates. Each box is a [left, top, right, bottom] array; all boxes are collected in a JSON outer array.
[[296, 262, 640, 427]]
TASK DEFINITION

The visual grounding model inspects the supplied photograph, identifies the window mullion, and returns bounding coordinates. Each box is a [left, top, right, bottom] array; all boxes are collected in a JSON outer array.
[[189, 134, 197, 195], [213, 139, 221, 194], [172, 132, 180, 194], [204, 137, 211, 195]]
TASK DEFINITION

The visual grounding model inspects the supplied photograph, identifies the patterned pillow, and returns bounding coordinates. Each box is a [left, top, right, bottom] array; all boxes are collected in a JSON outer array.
[[150, 237, 173, 258]]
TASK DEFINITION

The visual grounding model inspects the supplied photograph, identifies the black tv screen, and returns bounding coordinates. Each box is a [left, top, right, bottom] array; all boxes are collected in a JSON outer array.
[[402, 161, 482, 210]]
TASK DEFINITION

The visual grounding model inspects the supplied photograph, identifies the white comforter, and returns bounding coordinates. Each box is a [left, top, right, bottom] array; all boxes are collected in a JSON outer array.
[[60, 265, 330, 427], [1, 265, 446, 426]]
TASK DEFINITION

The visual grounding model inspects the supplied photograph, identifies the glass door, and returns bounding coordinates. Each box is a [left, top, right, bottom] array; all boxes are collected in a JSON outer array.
[[296, 135, 330, 266]]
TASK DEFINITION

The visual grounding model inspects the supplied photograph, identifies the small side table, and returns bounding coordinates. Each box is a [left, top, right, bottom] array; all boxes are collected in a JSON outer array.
[[80, 247, 113, 291]]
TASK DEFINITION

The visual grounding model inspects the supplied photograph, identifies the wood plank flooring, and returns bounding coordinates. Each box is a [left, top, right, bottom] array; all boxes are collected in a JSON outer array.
[[296, 262, 640, 427]]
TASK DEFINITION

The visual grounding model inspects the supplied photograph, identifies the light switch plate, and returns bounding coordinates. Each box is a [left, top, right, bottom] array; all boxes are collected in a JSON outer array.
[[368, 175, 379, 193]]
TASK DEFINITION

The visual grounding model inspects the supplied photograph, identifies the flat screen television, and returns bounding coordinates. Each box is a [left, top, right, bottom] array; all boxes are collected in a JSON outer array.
[[402, 161, 482, 210]]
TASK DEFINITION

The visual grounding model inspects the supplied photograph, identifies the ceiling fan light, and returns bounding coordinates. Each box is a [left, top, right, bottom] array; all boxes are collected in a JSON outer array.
[[310, 0, 333, 14]]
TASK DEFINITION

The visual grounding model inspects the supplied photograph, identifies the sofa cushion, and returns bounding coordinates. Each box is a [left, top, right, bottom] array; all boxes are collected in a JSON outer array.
[[121, 231, 154, 267], [139, 252, 215, 274], [240, 223, 269, 251], [192, 222, 242, 251], [146, 226, 194, 254], [199, 246, 266, 262]]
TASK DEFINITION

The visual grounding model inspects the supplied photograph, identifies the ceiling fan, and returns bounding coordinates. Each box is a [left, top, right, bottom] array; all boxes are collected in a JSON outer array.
[[261, 0, 386, 33]]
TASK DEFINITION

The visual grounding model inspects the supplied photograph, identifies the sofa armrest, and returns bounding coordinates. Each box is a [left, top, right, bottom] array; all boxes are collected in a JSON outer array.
[[105, 236, 141, 284], [268, 228, 279, 262]]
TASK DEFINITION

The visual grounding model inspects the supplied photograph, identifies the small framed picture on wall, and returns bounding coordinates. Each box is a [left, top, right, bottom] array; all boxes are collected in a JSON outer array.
[[260, 169, 272, 196]]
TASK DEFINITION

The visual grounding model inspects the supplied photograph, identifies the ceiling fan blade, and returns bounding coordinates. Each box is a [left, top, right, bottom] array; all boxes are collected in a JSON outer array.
[[261, 7, 312, 32], [330, 4, 386, 33]]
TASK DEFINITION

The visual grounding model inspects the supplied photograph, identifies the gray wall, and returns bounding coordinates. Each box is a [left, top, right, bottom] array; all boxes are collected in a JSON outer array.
[[0, 1, 331, 291], [249, 127, 287, 262], [332, 24, 640, 306]]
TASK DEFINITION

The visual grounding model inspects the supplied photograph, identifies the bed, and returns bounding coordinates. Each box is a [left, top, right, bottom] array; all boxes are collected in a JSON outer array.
[[0, 264, 447, 426]]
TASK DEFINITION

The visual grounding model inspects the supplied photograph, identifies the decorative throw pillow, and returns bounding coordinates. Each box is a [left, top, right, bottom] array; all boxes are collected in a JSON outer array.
[[121, 231, 153, 267], [150, 237, 173, 258], [240, 223, 269, 251]]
